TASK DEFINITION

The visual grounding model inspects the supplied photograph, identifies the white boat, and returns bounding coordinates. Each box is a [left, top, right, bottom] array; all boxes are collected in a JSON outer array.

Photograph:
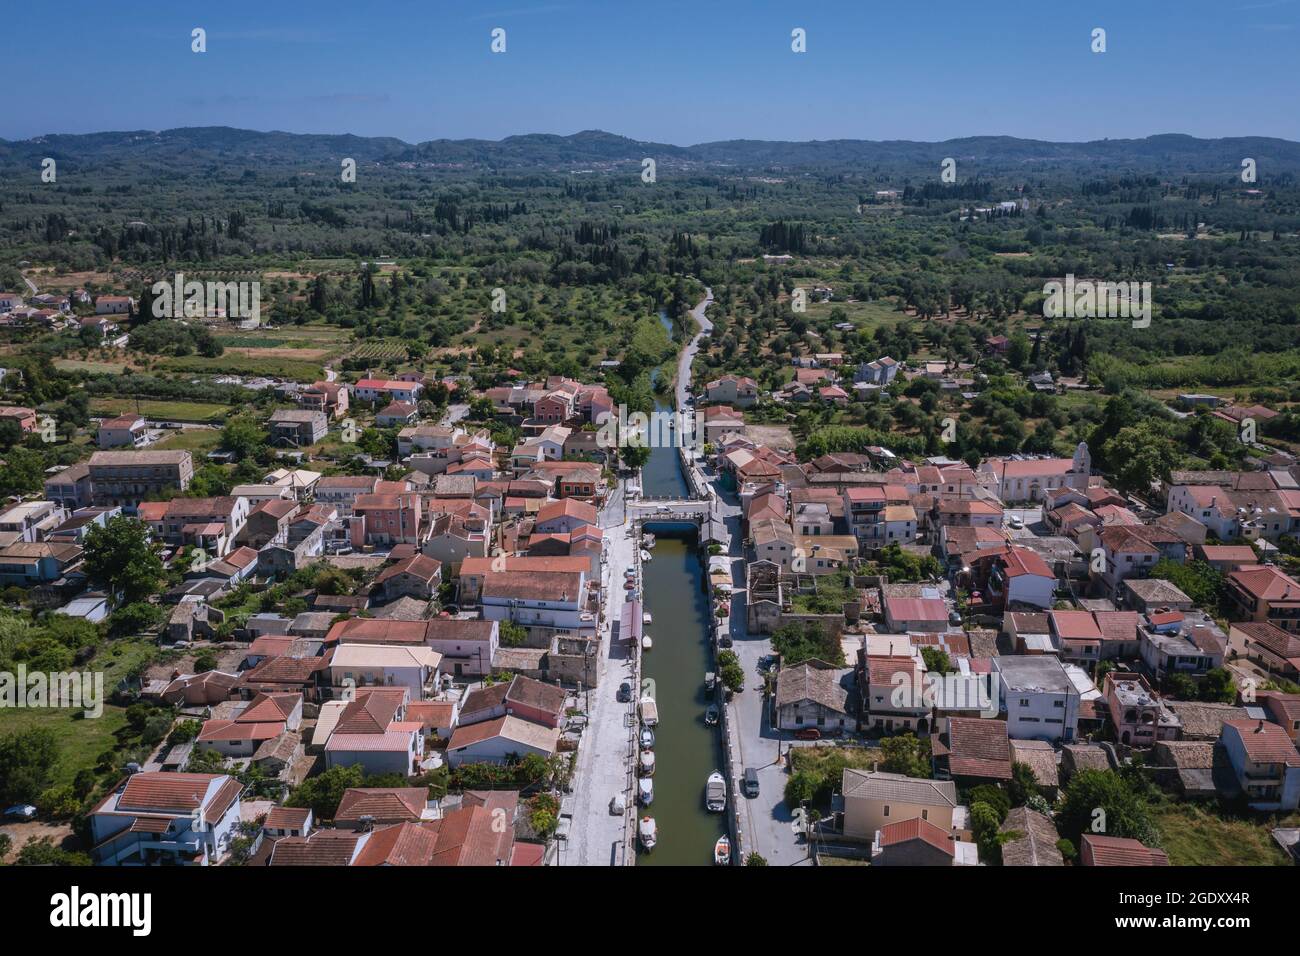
[[705, 672, 716, 691], [639, 726, 655, 749], [643, 534, 656, 548], [704, 704, 719, 726], [639, 696, 659, 727], [640, 550, 653, 562], [714, 835, 731, 865], [639, 749, 656, 776], [642, 634, 653, 651], [639, 815, 658, 851], [705, 771, 727, 812], [638, 776, 654, 806], [643, 611, 653, 625]]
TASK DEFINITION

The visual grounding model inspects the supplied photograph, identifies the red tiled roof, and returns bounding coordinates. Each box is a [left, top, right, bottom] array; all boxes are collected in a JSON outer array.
[[1224, 720, 1300, 766], [877, 817, 954, 856], [944, 718, 1012, 780], [1082, 834, 1170, 866]]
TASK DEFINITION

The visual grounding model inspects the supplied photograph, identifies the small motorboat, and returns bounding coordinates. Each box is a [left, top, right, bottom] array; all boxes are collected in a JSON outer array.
[[704, 671, 716, 691], [704, 704, 719, 726], [638, 776, 654, 806], [643, 611, 653, 625], [714, 835, 731, 866], [640, 549, 653, 562], [643, 534, 656, 548], [639, 815, 658, 851], [624, 579, 637, 590], [639, 749, 656, 776], [639, 725, 655, 750], [639, 696, 659, 726], [705, 770, 727, 812], [642, 634, 653, 651]]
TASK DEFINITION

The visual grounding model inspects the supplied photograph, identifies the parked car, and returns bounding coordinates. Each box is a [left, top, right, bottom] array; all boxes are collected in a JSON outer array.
[[617, 681, 633, 703], [793, 728, 822, 741], [742, 768, 760, 798], [4, 804, 37, 820]]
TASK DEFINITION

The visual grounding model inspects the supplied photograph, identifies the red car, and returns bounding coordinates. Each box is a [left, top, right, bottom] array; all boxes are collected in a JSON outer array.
[[793, 728, 822, 741]]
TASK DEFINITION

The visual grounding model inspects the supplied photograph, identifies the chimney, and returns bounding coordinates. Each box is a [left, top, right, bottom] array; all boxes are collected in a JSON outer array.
[[1256, 720, 1265, 734]]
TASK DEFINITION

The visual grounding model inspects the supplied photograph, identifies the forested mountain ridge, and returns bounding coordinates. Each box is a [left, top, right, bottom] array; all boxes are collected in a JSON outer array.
[[4, 127, 1299, 173]]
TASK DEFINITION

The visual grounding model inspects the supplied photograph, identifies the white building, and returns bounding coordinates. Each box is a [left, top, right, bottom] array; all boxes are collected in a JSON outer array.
[[993, 655, 1081, 743]]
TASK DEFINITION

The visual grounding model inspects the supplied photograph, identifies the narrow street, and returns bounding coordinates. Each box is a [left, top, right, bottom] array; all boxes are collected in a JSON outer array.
[[558, 479, 638, 865]]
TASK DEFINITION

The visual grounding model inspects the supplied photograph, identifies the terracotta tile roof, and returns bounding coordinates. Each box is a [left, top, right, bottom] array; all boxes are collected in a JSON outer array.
[[999, 807, 1064, 866], [1050, 610, 1103, 641], [335, 787, 428, 824], [353, 821, 440, 865], [504, 674, 568, 715], [1229, 565, 1300, 603], [261, 806, 309, 831], [425, 805, 514, 866], [238, 692, 300, 723], [867, 655, 919, 686], [334, 688, 408, 734], [446, 714, 559, 755], [944, 718, 1012, 779], [1082, 834, 1170, 866], [269, 830, 362, 866], [1224, 719, 1300, 766], [877, 817, 954, 856], [116, 772, 235, 815], [536, 497, 598, 525], [197, 719, 285, 743]]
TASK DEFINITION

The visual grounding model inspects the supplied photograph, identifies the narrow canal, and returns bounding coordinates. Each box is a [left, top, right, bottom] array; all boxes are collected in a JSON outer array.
[[637, 315, 726, 865]]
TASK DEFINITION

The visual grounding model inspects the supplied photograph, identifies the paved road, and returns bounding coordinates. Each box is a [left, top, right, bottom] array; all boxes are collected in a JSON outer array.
[[559, 479, 639, 866], [674, 288, 713, 411]]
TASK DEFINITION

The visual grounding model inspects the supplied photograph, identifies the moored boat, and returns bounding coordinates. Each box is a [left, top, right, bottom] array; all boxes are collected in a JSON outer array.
[[639, 748, 656, 776], [640, 549, 653, 562], [642, 634, 653, 651], [643, 611, 653, 625], [714, 834, 731, 865], [705, 770, 727, 812], [638, 776, 654, 806], [639, 725, 655, 749], [639, 696, 659, 726], [639, 815, 658, 851], [704, 704, 719, 726]]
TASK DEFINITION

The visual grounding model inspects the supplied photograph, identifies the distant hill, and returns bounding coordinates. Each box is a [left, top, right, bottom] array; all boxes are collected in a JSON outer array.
[[2, 126, 1298, 174]]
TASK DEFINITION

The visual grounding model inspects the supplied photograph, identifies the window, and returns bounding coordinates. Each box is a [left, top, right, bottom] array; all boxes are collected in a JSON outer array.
[[883, 805, 890, 817]]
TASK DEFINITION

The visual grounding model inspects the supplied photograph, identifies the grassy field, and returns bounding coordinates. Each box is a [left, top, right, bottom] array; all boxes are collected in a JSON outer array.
[[91, 397, 231, 423], [158, 353, 325, 382], [54, 358, 131, 375], [804, 298, 906, 333], [1153, 804, 1295, 866], [153, 428, 223, 453], [0, 639, 157, 789]]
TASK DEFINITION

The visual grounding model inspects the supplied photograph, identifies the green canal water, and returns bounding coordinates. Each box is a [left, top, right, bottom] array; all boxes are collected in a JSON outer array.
[[637, 399, 726, 866]]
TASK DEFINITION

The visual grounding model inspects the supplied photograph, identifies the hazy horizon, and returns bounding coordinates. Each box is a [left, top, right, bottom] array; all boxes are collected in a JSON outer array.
[[8, 126, 1300, 148], [9, 0, 1300, 143]]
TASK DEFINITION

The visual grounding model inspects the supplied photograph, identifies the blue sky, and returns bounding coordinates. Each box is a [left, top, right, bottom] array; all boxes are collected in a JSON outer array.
[[10, 0, 1299, 143]]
